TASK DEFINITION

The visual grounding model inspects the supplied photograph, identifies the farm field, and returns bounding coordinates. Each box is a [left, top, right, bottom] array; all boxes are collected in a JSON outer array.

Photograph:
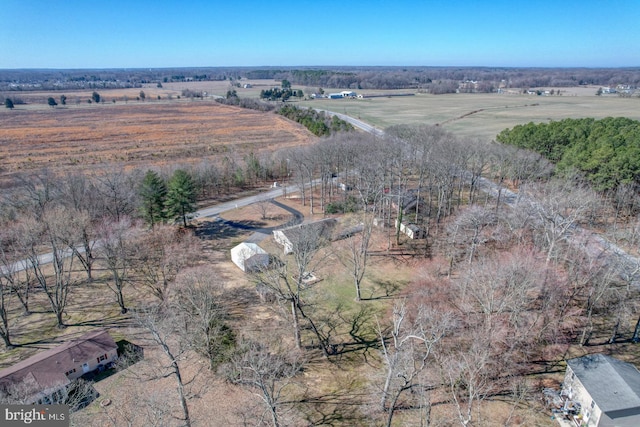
[[145, 79, 640, 141], [0, 99, 313, 188], [297, 88, 640, 140]]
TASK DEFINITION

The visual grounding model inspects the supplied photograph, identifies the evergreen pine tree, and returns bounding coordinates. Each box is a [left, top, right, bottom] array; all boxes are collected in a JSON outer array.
[[165, 169, 197, 227], [139, 170, 167, 227]]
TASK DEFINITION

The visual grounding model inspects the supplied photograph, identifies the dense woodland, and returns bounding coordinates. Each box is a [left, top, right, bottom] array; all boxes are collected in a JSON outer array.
[[497, 117, 640, 193], [2, 110, 640, 425], [2, 66, 640, 92]]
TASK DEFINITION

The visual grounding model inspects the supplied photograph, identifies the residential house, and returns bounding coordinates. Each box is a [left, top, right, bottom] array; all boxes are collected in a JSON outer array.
[[0, 330, 118, 404], [562, 353, 640, 426], [390, 190, 421, 213]]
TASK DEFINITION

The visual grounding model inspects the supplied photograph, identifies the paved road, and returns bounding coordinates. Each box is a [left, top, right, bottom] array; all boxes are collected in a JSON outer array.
[[197, 185, 297, 218], [314, 109, 385, 137]]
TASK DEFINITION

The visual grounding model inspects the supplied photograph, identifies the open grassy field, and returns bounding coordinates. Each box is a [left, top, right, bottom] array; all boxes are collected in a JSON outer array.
[[7, 80, 640, 149], [154, 80, 640, 142], [0, 99, 313, 188], [297, 88, 640, 140]]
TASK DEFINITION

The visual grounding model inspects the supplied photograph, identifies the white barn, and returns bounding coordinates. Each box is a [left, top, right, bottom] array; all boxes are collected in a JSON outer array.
[[231, 243, 269, 272]]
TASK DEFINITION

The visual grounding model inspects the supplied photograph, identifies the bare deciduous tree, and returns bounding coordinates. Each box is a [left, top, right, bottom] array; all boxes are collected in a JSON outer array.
[[562, 248, 617, 346], [223, 340, 304, 427], [337, 217, 374, 301], [96, 217, 141, 314], [255, 222, 332, 355], [518, 179, 598, 263], [0, 376, 97, 411], [378, 300, 452, 427], [21, 209, 76, 328], [1, 226, 33, 315], [133, 305, 194, 427], [252, 199, 273, 221], [58, 173, 101, 280], [447, 205, 497, 267], [438, 338, 495, 427], [0, 266, 14, 349], [172, 266, 234, 370], [133, 226, 199, 302], [93, 169, 138, 222]]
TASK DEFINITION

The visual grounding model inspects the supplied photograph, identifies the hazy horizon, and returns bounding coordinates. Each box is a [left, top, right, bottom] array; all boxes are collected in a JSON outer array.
[[2, 0, 639, 69], [1, 65, 640, 72]]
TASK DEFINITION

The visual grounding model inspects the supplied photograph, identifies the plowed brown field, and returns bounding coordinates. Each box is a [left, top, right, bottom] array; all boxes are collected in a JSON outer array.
[[0, 100, 314, 188]]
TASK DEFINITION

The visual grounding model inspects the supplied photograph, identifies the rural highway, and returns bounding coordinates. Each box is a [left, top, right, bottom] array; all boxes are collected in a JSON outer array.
[[314, 109, 385, 137]]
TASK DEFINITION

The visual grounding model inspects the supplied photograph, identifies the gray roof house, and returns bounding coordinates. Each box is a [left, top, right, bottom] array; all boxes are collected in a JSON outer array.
[[563, 354, 640, 427], [273, 218, 337, 254]]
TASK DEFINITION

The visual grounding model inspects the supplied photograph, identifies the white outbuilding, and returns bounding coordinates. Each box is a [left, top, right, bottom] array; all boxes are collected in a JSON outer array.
[[231, 242, 269, 272]]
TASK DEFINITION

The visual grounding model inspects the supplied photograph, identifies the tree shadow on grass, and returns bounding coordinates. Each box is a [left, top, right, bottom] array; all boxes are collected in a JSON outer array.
[[194, 219, 247, 241], [67, 313, 137, 329], [297, 380, 374, 426], [309, 305, 381, 367], [298, 397, 368, 426], [12, 315, 136, 349], [362, 279, 404, 300], [224, 219, 268, 230]]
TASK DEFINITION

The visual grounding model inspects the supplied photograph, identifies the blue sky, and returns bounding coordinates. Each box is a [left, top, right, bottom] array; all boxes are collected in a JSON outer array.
[[1, 0, 638, 69]]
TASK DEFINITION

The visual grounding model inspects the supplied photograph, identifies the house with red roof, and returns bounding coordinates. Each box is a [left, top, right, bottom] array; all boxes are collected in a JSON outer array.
[[0, 329, 118, 404]]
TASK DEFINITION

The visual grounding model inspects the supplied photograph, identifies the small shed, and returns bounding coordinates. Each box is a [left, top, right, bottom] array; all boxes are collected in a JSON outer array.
[[396, 220, 425, 239], [231, 243, 269, 272]]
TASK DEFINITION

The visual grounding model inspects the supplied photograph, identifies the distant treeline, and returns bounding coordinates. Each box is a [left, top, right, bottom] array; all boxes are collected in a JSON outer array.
[[259, 88, 304, 101], [2, 67, 640, 92], [245, 67, 640, 91], [215, 90, 275, 112], [496, 117, 640, 192]]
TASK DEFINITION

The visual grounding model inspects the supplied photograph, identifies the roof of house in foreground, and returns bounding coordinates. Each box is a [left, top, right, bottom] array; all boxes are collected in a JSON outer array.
[[567, 353, 640, 417], [0, 329, 117, 392]]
